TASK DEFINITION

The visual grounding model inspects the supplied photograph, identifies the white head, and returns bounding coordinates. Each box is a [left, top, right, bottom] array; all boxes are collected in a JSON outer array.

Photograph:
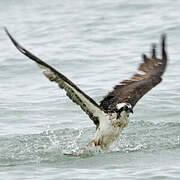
[[116, 102, 133, 119]]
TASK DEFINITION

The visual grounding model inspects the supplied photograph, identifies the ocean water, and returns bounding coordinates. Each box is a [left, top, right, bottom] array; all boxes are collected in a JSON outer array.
[[0, 0, 180, 179]]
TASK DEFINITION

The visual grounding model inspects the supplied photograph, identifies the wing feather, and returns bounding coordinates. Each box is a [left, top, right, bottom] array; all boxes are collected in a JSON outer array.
[[5, 28, 105, 127], [100, 35, 167, 112]]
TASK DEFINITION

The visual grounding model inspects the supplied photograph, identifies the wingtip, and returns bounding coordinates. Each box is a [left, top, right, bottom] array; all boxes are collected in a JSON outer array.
[[142, 54, 148, 62], [151, 43, 156, 59], [4, 27, 7, 32], [4, 27, 17, 46], [161, 33, 166, 48], [161, 33, 167, 60], [4, 27, 10, 37], [161, 33, 166, 40], [4, 28, 26, 55], [4, 27, 13, 40]]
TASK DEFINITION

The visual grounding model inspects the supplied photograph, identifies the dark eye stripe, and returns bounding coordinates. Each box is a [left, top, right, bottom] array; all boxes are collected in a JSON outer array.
[[124, 106, 128, 111], [117, 107, 124, 113]]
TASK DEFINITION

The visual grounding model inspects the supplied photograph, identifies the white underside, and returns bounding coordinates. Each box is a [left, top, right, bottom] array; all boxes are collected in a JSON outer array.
[[92, 111, 130, 149]]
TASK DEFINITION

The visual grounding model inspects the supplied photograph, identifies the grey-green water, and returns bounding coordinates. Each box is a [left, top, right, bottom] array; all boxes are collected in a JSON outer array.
[[1, 0, 180, 179]]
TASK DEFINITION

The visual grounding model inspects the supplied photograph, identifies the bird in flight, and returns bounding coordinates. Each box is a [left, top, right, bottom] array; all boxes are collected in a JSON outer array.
[[5, 28, 167, 149]]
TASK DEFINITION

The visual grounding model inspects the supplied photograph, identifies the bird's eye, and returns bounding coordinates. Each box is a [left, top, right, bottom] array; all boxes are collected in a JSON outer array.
[[124, 106, 129, 111]]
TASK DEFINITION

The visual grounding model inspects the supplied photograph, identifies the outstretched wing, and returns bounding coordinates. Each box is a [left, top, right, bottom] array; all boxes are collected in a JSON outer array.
[[5, 28, 105, 127], [100, 35, 167, 112]]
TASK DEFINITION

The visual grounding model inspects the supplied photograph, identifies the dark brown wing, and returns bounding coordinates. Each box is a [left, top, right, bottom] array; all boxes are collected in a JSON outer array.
[[5, 28, 105, 127], [100, 35, 167, 112]]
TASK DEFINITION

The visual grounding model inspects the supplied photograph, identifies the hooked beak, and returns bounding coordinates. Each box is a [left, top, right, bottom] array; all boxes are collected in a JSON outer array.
[[127, 108, 133, 114]]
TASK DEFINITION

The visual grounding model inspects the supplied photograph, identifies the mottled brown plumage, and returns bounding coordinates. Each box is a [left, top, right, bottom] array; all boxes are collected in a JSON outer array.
[[100, 35, 167, 112]]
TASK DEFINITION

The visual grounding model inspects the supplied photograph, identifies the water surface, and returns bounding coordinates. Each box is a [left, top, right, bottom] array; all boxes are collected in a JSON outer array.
[[0, 0, 180, 179]]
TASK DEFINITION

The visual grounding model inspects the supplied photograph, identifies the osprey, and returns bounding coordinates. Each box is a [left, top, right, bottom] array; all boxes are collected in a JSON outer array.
[[5, 28, 167, 149]]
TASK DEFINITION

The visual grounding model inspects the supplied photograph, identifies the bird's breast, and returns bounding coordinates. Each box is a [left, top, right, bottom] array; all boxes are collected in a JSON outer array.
[[93, 113, 129, 149]]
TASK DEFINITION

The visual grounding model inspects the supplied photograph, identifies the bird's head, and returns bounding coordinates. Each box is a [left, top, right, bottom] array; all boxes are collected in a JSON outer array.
[[116, 103, 133, 119]]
